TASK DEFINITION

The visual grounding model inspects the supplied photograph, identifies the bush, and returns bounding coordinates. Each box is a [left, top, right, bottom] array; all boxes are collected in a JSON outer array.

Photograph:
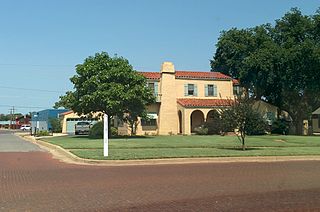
[[194, 126, 209, 135], [37, 130, 50, 137], [271, 119, 289, 135], [89, 122, 104, 139], [204, 110, 223, 135], [48, 118, 62, 133]]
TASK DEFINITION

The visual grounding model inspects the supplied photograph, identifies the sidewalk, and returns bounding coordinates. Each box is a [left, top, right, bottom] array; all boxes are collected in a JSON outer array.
[[20, 134, 320, 166]]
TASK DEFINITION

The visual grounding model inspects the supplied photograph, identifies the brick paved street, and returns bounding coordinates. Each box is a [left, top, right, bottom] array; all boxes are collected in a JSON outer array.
[[1, 131, 320, 211]]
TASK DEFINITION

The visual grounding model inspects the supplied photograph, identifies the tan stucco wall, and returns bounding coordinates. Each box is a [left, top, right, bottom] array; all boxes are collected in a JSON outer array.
[[135, 104, 160, 135], [158, 63, 179, 135], [60, 112, 81, 133], [175, 79, 234, 99]]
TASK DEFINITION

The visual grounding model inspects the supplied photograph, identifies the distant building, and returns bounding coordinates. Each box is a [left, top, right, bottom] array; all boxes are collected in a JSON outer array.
[[31, 109, 68, 134], [59, 111, 99, 134], [312, 107, 320, 134]]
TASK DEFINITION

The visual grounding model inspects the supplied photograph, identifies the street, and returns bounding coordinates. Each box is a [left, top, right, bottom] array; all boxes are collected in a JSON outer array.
[[1, 130, 320, 211]]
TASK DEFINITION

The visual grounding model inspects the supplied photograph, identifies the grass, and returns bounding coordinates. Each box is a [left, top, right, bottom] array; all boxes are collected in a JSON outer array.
[[42, 135, 320, 160]]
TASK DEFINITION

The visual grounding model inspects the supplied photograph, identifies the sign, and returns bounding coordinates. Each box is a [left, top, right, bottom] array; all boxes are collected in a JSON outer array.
[[103, 114, 108, 157]]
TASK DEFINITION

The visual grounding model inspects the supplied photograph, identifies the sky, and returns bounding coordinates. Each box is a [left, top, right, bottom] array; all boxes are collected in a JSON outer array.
[[0, 0, 319, 114]]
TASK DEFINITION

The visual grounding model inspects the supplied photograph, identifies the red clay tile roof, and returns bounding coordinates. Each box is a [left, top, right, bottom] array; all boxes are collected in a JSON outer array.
[[139, 72, 161, 80], [177, 98, 234, 107], [175, 71, 231, 80], [138, 71, 232, 80], [60, 110, 73, 116], [232, 79, 240, 85]]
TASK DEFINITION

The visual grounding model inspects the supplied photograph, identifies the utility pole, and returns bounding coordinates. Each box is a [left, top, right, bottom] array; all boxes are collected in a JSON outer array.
[[12, 106, 15, 129], [9, 106, 15, 129], [9, 108, 12, 129]]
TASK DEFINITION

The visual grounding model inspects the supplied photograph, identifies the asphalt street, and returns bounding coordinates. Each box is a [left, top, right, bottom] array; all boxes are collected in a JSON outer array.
[[1, 130, 320, 211]]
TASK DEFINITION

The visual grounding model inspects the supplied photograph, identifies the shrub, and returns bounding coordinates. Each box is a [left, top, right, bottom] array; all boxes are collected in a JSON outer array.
[[89, 122, 103, 139], [194, 126, 209, 135], [271, 118, 289, 135], [48, 118, 62, 133], [37, 130, 50, 137]]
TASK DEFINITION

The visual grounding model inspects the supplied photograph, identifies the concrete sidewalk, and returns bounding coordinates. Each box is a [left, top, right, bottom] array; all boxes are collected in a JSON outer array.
[[20, 134, 320, 166]]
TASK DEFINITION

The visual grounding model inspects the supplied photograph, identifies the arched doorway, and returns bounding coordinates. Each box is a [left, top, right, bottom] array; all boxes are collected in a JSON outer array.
[[206, 110, 221, 134], [178, 110, 182, 134], [206, 110, 220, 123], [190, 110, 204, 133]]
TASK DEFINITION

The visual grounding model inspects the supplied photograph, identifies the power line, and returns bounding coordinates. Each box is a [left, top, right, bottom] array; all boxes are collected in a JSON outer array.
[[0, 63, 74, 67], [0, 86, 67, 93], [0, 104, 51, 109]]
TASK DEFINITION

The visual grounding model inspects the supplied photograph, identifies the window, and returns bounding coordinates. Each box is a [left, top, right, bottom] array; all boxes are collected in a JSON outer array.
[[188, 84, 194, 96], [205, 84, 217, 97], [208, 85, 214, 96], [184, 84, 197, 96], [141, 119, 157, 126], [148, 82, 155, 93]]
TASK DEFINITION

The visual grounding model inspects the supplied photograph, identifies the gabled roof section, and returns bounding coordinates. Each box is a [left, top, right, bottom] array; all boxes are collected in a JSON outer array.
[[177, 98, 234, 108], [312, 107, 320, 115]]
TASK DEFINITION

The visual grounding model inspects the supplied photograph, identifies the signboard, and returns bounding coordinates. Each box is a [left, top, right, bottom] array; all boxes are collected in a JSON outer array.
[[103, 114, 108, 157]]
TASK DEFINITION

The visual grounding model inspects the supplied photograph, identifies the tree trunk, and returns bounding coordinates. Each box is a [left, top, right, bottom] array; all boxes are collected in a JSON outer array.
[[294, 118, 303, 135], [241, 132, 246, 151]]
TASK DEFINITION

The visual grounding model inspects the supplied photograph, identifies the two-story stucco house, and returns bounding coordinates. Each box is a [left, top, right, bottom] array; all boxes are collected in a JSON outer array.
[[117, 62, 239, 136]]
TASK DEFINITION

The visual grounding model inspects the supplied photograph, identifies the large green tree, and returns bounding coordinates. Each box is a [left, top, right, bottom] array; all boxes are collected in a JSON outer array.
[[211, 8, 320, 134], [55, 52, 155, 134]]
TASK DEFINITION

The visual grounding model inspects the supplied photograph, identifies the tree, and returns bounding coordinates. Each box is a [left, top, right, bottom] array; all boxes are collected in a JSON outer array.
[[221, 97, 267, 150], [211, 8, 320, 134], [48, 118, 62, 133], [55, 52, 155, 134]]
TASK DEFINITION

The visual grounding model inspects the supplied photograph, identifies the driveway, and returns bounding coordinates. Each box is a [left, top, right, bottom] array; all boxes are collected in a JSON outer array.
[[0, 129, 43, 152]]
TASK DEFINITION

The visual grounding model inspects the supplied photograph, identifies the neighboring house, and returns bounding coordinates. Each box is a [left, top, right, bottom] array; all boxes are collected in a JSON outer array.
[[59, 111, 99, 134], [15, 115, 31, 127], [126, 61, 239, 135], [312, 107, 320, 133], [0, 121, 12, 129], [31, 109, 68, 134]]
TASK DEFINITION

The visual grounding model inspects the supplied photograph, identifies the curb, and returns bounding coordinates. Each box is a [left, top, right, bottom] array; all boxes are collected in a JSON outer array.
[[19, 134, 320, 166]]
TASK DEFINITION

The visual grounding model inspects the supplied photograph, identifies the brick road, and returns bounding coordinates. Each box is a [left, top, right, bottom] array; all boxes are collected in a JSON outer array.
[[1, 131, 320, 211]]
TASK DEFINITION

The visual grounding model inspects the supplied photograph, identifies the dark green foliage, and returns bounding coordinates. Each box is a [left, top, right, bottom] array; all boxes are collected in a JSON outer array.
[[48, 118, 62, 133], [89, 122, 103, 139], [245, 112, 268, 135], [211, 8, 320, 135], [271, 119, 290, 135], [204, 110, 223, 135]]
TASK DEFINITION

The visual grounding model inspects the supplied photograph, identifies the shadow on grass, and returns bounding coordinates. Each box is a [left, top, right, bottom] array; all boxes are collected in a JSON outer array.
[[217, 147, 262, 151]]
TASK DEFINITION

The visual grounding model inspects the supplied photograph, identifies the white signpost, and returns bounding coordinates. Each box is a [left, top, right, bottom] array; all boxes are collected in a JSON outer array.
[[103, 114, 109, 157]]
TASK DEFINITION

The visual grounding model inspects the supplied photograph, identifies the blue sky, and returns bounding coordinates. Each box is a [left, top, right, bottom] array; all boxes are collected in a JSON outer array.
[[0, 0, 319, 114]]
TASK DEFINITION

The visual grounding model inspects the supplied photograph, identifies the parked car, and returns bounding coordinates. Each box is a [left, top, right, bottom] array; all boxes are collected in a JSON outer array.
[[75, 121, 91, 135], [20, 125, 31, 131]]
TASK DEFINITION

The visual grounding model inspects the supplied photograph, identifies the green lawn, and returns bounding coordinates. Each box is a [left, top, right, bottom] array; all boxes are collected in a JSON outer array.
[[42, 135, 320, 160]]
